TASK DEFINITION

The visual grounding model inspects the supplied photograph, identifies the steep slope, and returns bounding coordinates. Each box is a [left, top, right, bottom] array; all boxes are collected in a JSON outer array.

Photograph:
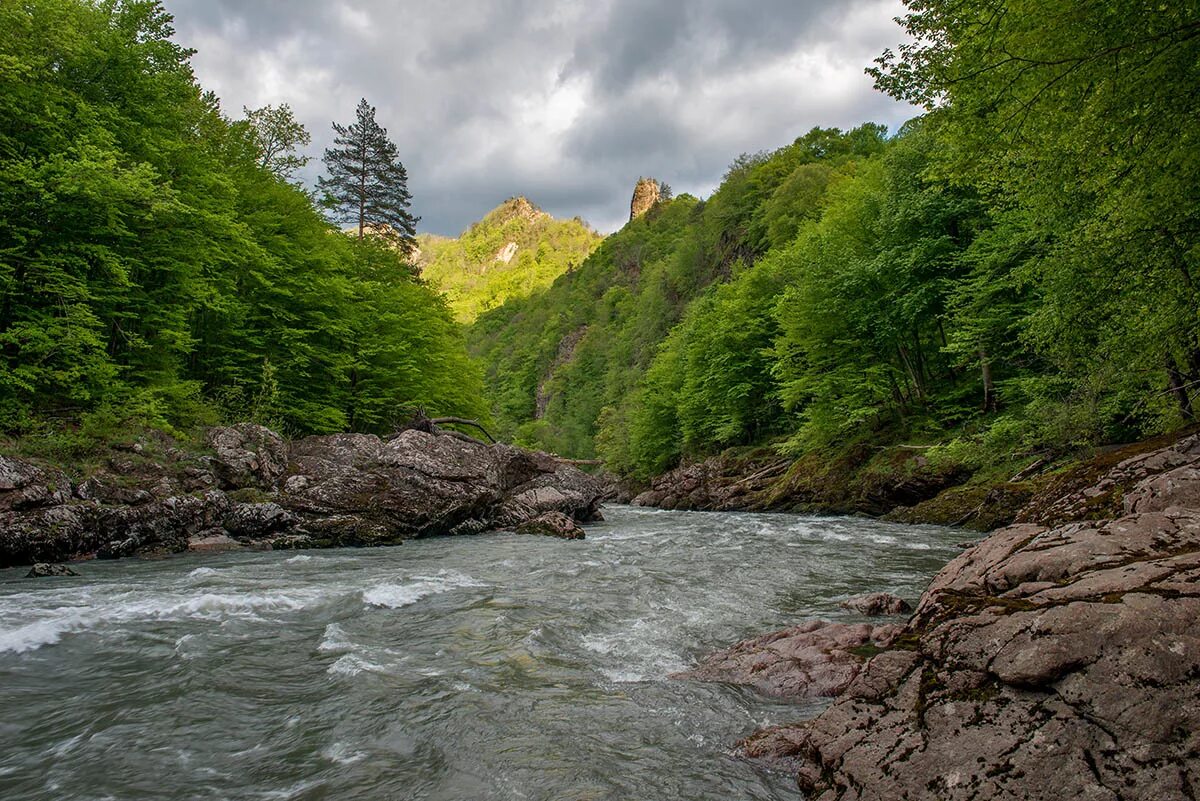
[[466, 126, 890, 459], [417, 197, 602, 322]]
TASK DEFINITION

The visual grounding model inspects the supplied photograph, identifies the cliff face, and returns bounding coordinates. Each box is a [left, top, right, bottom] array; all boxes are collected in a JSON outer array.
[[676, 431, 1200, 800], [629, 177, 661, 221]]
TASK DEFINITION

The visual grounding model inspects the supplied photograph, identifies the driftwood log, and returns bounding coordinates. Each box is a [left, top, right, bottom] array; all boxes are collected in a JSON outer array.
[[392, 410, 605, 469], [391, 409, 497, 445]]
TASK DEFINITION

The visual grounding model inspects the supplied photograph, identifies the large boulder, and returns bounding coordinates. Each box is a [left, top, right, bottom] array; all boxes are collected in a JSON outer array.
[[206, 424, 288, 490], [280, 429, 503, 540]]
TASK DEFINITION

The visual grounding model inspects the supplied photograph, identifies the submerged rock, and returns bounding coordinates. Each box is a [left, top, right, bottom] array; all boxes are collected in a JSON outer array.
[[839, 592, 911, 616], [515, 511, 585, 540], [25, 562, 80, 578], [672, 620, 900, 699]]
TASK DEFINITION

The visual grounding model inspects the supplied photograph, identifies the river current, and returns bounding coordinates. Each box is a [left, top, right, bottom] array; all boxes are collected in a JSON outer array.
[[0, 505, 962, 801]]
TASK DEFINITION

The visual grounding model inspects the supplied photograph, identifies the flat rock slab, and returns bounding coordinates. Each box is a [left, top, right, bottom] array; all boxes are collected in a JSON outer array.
[[672, 620, 901, 699]]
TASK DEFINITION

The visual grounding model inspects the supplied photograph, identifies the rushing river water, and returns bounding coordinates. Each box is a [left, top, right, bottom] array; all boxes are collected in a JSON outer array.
[[0, 506, 963, 801]]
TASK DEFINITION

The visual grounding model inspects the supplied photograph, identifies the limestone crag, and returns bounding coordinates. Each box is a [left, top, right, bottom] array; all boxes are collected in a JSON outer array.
[[629, 177, 661, 221], [0, 424, 607, 568], [699, 431, 1200, 799]]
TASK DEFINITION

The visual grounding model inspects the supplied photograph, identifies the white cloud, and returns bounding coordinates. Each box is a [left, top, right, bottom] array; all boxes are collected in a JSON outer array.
[[166, 0, 916, 234]]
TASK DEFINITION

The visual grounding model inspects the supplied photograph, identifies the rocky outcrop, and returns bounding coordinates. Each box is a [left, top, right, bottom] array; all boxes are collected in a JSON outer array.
[[632, 456, 787, 511], [672, 621, 901, 699], [1018, 431, 1200, 526], [632, 451, 968, 517], [710, 431, 1200, 799], [629, 177, 661, 221], [515, 511, 585, 540], [0, 426, 607, 568], [839, 592, 911, 616]]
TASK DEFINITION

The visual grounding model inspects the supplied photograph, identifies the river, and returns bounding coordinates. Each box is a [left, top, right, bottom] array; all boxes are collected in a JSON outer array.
[[0, 505, 962, 800]]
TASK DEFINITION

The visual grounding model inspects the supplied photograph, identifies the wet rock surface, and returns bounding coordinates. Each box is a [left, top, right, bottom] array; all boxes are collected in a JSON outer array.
[[515, 511, 585, 540], [671, 620, 901, 699], [711, 431, 1200, 800], [839, 592, 911, 616], [0, 426, 607, 568]]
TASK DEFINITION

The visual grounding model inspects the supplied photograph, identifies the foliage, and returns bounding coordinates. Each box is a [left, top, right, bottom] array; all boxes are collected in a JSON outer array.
[[0, 0, 483, 437], [242, 103, 311, 180], [467, 125, 891, 465], [418, 197, 601, 322], [872, 0, 1200, 435]]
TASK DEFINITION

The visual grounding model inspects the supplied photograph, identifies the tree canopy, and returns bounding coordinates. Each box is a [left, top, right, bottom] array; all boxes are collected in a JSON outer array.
[[0, 0, 482, 439]]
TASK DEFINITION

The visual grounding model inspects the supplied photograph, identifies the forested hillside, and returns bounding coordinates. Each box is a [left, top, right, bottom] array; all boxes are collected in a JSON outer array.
[[417, 197, 601, 323], [470, 2, 1200, 481], [0, 0, 483, 444]]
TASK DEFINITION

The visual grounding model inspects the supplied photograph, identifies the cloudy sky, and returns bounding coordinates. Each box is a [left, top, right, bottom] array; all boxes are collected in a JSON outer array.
[[165, 0, 916, 236]]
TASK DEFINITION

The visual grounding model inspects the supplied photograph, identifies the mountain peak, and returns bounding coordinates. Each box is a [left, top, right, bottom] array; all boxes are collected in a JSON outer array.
[[485, 195, 548, 226]]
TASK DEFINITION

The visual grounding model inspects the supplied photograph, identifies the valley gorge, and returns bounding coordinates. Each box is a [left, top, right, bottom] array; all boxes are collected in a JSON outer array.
[[3, 1, 1199, 799]]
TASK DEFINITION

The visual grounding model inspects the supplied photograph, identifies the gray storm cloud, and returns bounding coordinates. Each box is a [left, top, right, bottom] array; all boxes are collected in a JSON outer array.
[[165, 0, 915, 235]]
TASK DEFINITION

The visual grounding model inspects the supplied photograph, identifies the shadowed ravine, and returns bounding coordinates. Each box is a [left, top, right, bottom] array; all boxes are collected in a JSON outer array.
[[0, 506, 961, 801]]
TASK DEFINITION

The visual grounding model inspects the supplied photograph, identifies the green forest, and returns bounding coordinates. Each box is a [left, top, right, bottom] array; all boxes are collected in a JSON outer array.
[[0, 0, 483, 446], [470, 2, 1200, 479], [2, 0, 1198, 486]]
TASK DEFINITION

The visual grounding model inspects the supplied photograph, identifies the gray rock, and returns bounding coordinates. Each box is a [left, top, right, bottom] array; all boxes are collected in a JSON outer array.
[[672, 620, 901, 699], [25, 562, 80, 578], [736, 442, 1200, 800], [515, 511, 585, 539], [0, 425, 607, 567], [187, 531, 243, 553], [206, 424, 288, 490], [0, 456, 72, 511], [839, 592, 912, 616], [223, 502, 294, 538]]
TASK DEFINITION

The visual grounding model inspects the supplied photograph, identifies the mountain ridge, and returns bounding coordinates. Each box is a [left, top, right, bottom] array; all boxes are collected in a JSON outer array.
[[417, 196, 602, 323]]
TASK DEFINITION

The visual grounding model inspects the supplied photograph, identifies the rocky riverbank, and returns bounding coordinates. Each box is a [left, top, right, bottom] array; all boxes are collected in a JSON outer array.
[[674, 431, 1200, 798], [0, 424, 606, 568]]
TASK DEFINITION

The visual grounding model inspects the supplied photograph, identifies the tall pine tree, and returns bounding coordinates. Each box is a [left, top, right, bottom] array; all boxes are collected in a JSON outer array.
[[318, 98, 419, 254]]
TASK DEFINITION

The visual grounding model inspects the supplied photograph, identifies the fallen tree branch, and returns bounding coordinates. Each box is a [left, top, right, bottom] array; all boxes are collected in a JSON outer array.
[[429, 416, 497, 444]]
